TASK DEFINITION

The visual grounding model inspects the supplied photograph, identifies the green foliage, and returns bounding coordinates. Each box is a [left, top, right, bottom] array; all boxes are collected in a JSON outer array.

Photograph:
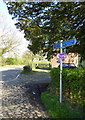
[[0, 54, 50, 70], [50, 68, 60, 92], [36, 63, 49, 69], [50, 68, 85, 106], [7, 2, 85, 60], [41, 92, 82, 118], [0, 57, 1, 65], [0, 57, 25, 66], [0, 57, 5, 66], [6, 58, 24, 65], [23, 65, 32, 72], [21, 65, 32, 74], [36, 62, 51, 69], [6, 58, 17, 65]]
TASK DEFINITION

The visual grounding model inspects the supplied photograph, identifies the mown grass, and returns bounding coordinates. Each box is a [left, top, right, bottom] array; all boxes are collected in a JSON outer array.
[[41, 92, 83, 119], [33, 68, 50, 73], [0, 65, 24, 68]]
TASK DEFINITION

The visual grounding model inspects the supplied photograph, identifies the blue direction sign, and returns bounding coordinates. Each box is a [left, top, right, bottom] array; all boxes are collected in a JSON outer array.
[[53, 43, 60, 49], [53, 39, 76, 49], [62, 39, 76, 48]]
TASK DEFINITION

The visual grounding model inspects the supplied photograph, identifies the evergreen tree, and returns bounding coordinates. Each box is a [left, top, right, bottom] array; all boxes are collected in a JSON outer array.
[[7, 2, 85, 60]]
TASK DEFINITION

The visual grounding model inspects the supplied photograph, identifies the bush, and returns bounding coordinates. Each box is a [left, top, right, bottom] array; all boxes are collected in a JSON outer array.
[[6, 58, 17, 65], [6, 58, 25, 65], [50, 68, 60, 93], [36, 62, 51, 70], [50, 68, 85, 106], [0, 57, 7, 66], [23, 65, 32, 72], [0, 57, 2, 65], [36, 63, 49, 68]]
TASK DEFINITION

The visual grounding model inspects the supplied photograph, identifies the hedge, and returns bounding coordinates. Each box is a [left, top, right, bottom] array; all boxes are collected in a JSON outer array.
[[50, 68, 85, 106]]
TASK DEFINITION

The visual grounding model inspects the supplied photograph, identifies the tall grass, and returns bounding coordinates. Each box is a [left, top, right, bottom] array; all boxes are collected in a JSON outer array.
[[41, 92, 83, 119]]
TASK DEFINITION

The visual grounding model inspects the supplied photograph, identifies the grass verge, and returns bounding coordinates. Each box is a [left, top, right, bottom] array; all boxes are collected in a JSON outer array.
[[20, 70, 36, 75], [41, 92, 83, 119], [20, 68, 50, 75], [0, 65, 24, 68]]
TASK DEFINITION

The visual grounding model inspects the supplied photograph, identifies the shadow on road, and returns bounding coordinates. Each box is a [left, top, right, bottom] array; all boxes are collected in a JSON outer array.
[[1, 67, 50, 118]]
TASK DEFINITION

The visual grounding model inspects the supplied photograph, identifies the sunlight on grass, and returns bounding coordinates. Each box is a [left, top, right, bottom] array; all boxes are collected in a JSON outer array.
[[33, 68, 50, 73], [0, 65, 24, 68], [41, 92, 83, 118]]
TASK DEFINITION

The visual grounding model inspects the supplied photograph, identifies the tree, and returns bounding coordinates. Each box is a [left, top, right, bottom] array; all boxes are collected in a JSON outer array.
[[0, 1, 27, 58], [0, 26, 25, 57], [6, 2, 85, 60]]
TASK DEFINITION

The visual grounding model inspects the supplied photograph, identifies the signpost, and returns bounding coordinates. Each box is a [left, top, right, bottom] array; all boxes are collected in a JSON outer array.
[[53, 39, 76, 103], [53, 39, 76, 49]]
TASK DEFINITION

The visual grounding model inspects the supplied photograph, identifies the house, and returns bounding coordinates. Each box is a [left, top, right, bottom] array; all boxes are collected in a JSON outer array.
[[51, 53, 78, 68]]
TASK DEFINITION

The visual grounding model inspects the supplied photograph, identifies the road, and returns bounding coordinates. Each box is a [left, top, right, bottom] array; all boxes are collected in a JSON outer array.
[[0, 67, 51, 118]]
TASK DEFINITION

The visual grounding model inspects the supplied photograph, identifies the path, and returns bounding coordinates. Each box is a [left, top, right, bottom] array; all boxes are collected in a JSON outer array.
[[0, 67, 51, 118]]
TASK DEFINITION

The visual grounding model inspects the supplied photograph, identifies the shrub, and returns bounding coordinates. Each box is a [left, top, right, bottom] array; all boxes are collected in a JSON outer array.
[[23, 65, 32, 72], [6, 58, 25, 65], [50, 68, 60, 93], [50, 68, 85, 106], [35, 61, 51, 69], [36, 63, 49, 68], [6, 58, 16, 65]]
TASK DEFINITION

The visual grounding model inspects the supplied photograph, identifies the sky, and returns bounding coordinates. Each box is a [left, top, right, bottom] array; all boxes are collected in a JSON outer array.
[[0, 0, 29, 57]]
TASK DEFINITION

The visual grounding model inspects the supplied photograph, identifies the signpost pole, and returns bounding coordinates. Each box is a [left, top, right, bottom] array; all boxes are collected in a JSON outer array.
[[60, 40, 63, 103], [53, 39, 76, 103]]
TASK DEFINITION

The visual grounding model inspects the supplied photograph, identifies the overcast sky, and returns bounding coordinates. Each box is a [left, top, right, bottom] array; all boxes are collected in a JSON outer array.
[[0, 0, 29, 57]]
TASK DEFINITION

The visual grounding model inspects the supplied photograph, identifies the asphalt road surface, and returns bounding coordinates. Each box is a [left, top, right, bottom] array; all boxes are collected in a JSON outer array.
[[0, 67, 51, 119]]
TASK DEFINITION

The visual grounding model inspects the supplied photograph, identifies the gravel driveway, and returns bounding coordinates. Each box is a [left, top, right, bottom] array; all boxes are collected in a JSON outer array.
[[0, 67, 51, 119]]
